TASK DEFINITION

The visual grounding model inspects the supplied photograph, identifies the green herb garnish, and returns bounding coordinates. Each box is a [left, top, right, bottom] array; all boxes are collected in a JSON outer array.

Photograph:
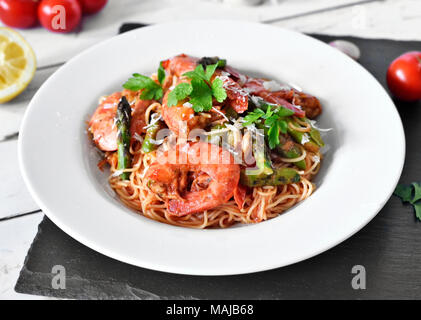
[[242, 108, 265, 126], [188, 78, 213, 112], [211, 77, 227, 103], [394, 182, 421, 220], [167, 82, 192, 107], [167, 63, 227, 112], [242, 104, 294, 149], [123, 62, 166, 100], [123, 73, 163, 100]]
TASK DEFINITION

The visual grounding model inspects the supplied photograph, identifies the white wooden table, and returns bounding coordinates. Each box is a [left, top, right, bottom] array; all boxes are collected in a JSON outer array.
[[0, 0, 420, 299]]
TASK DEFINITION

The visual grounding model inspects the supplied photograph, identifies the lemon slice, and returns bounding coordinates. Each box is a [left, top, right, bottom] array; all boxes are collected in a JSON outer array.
[[0, 27, 36, 103]]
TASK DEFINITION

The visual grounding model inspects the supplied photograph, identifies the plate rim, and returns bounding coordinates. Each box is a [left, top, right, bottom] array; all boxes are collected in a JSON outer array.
[[18, 20, 406, 275]]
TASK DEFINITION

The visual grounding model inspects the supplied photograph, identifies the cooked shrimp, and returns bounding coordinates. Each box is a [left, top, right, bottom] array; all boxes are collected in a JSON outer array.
[[89, 92, 121, 151], [161, 84, 209, 137], [161, 55, 207, 135], [89, 89, 155, 151], [161, 53, 197, 79], [161, 54, 250, 134], [144, 142, 240, 216]]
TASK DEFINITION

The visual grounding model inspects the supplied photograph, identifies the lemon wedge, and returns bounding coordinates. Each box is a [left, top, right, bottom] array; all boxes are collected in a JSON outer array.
[[0, 27, 36, 103]]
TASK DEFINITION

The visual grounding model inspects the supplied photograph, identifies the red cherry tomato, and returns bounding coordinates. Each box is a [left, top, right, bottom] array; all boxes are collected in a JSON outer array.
[[38, 0, 81, 33], [0, 0, 39, 29], [78, 0, 107, 15], [387, 51, 421, 102]]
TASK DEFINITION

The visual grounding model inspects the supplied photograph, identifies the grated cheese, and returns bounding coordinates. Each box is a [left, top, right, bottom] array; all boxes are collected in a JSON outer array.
[[262, 80, 290, 92], [309, 120, 333, 132], [133, 133, 143, 143], [211, 107, 229, 122], [301, 133, 310, 145], [143, 113, 162, 130], [111, 169, 124, 178], [312, 155, 320, 164], [183, 102, 193, 108]]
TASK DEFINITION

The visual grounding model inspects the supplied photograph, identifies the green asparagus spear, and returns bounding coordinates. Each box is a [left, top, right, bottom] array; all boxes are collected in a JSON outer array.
[[286, 118, 323, 153], [276, 134, 306, 170], [242, 122, 301, 186], [252, 135, 273, 176], [116, 96, 132, 180], [254, 120, 306, 170], [141, 118, 164, 153], [239, 131, 274, 189], [209, 120, 274, 179], [305, 119, 325, 148], [240, 167, 300, 187], [207, 116, 301, 186]]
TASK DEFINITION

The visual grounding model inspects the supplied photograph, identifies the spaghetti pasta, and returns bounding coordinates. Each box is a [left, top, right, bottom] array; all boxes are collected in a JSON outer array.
[[107, 139, 321, 229], [88, 54, 327, 229]]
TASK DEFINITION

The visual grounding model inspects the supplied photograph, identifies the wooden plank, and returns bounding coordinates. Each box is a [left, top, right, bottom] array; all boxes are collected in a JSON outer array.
[[272, 0, 421, 40], [1, 0, 376, 67], [0, 66, 60, 141], [0, 213, 46, 299], [0, 141, 39, 219]]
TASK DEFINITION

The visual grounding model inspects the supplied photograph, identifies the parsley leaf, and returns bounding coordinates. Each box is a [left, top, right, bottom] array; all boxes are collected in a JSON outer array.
[[168, 63, 227, 112], [278, 120, 288, 134], [394, 183, 421, 204], [184, 63, 221, 82], [276, 106, 295, 117], [415, 203, 421, 221], [264, 115, 277, 128], [189, 78, 213, 112], [263, 105, 274, 119], [265, 116, 288, 149], [183, 64, 207, 81], [259, 103, 294, 118], [242, 108, 265, 126], [242, 104, 291, 149], [393, 184, 412, 201], [211, 78, 227, 103], [394, 182, 421, 221], [205, 64, 219, 81], [123, 73, 163, 100], [158, 62, 166, 85], [167, 83, 192, 107], [412, 182, 421, 202]]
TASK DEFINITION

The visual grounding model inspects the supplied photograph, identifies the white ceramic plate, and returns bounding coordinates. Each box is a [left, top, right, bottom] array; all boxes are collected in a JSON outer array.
[[19, 21, 405, 275]]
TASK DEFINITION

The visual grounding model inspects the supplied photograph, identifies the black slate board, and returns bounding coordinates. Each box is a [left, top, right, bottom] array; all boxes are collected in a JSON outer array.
[[15, 25, 421, 299]]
